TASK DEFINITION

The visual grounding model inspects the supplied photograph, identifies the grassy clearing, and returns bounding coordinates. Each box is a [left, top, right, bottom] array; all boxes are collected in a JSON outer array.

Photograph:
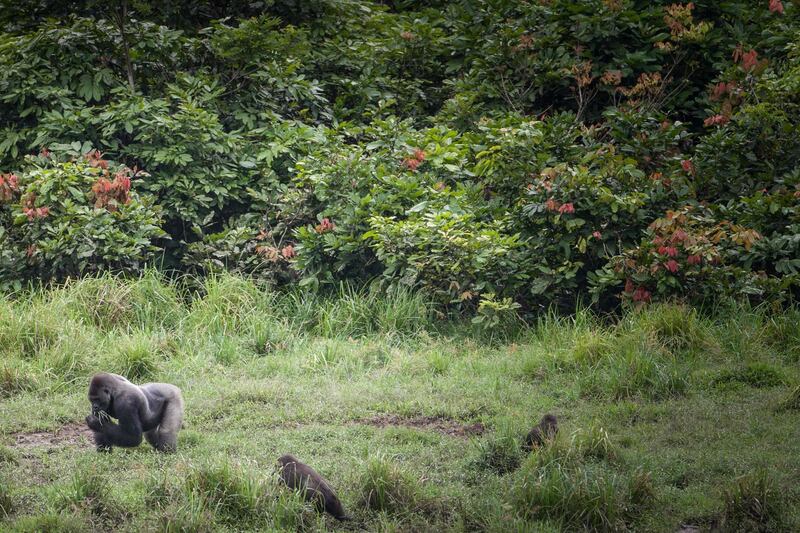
[[0, 273, 799, 531]]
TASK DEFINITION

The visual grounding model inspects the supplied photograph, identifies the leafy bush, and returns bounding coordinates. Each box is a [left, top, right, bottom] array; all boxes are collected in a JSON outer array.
[[595, 206, 764, 305], [0, 154, 163, 289], [1, 0, 799, 313]]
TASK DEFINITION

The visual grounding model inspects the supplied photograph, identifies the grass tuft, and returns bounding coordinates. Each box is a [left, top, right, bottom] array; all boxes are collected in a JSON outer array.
[[472, 426, 523, 475], [7, 512, 86, 532], [711, 362, 786, 390], [58, 271, 183, 331], [776, 385, 800, 411], [0, 445, 17, 465], [314, 283, 433, 338], [427, 350, 451, 375], [719, 471, 787, 532], [512, 461, 654, 531], [107, 333, 161, 380], [56, 468, 123, 521], [187, 274, 274, 335], [572, 424, 616, 462], [0, 482, 14, 518], [580, 335, 687, 400], [628, 303, 713, 353], [183, 462, 265, 524], [359, 456, 426, 514], [571, 329, 614, 367], [0, 361, 37, 397]]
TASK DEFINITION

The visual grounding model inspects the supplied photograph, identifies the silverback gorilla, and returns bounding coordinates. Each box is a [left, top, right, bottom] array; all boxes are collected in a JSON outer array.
[[85, 372, 184, 453]]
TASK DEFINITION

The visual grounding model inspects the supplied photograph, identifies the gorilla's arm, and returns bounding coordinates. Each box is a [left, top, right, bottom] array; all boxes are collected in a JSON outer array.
[[86, 396, 144, 449]]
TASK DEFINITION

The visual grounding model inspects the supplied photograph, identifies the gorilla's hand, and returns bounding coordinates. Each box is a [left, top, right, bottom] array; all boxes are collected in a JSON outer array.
[[86, 414, 103, 431]]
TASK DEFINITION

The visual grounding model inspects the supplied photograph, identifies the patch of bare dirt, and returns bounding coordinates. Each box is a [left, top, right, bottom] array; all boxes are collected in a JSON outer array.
[[355, 414, 485, 438], [12, 422, 93, 449]]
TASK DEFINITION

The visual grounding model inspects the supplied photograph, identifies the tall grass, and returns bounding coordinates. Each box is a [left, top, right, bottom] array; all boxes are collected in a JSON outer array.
[[512, 429, 652, 531], [54, 270, 183, 332], [719, 471, 788, 532], [301, 282, 433, 339]]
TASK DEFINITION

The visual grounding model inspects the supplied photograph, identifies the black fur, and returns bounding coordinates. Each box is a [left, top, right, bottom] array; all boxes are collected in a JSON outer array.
[[524, 414, 558, 452], [277, 454, 350, 521], [86, 372, 184, 453]]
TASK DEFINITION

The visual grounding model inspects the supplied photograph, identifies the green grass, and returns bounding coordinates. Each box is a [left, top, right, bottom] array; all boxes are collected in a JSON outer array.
[[0, 274, 799, 531]]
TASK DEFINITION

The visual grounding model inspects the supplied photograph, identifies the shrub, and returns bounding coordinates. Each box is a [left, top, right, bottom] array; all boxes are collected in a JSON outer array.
[[368, 210, 529, 310], [0, 154, 163, 289], [596, 205, 764, 305]]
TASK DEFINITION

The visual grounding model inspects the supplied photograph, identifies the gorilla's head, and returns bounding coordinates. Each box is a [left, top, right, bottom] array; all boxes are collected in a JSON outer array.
[[88, 374, 114, 415]]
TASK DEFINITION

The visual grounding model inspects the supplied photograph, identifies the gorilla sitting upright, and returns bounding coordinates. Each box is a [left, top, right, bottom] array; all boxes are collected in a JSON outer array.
[[85, 372, 184, 453]]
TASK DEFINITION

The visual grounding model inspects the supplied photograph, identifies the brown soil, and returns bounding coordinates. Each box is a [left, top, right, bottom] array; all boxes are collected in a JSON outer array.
[[355, 414, 485, 438], [12, 422, 94, 449]]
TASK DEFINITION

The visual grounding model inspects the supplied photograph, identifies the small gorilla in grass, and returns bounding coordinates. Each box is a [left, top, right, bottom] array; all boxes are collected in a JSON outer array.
[[523, 414, 558, 452], [85, 372, 184, 453], [277, 454, 350, 521]]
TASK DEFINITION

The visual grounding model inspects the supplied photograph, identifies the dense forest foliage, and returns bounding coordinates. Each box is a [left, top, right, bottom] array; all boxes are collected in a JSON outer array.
[[1, 0, 799, 315]]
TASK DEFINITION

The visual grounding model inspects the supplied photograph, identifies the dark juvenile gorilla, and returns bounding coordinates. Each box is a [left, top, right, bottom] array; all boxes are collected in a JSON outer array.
[[523, 414, 559, 452], [277, 454, 350, 521], [85, 372, 184, 453]]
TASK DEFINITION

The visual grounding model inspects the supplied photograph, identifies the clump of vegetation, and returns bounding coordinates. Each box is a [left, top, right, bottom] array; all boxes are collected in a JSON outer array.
[[183, 462, 265, 524], [512, 447, 654, 531], [359, 456, 430, 515], [572, 424, 617, 462], [0, 445, 16, 465], [60, 272, 183, 331], [0, 361, 36, 397], [0, 1, 799, 525], [776, 385, 800, 411], [108, 333, 162, 380], [511, 425, 653, 530], [186, 275, 274, 335], [8, 513, 86, 533], [55, 468, 124, 522], [629, 304, 713, 353], [472, 429, 523, 475], [719, 472, 788, 532], [571, 329, 614, 367], [0, 0, 797, 312], [580, 337, 688, 400], [0, 482, 14, 517], [712, 363, 786, 390]]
